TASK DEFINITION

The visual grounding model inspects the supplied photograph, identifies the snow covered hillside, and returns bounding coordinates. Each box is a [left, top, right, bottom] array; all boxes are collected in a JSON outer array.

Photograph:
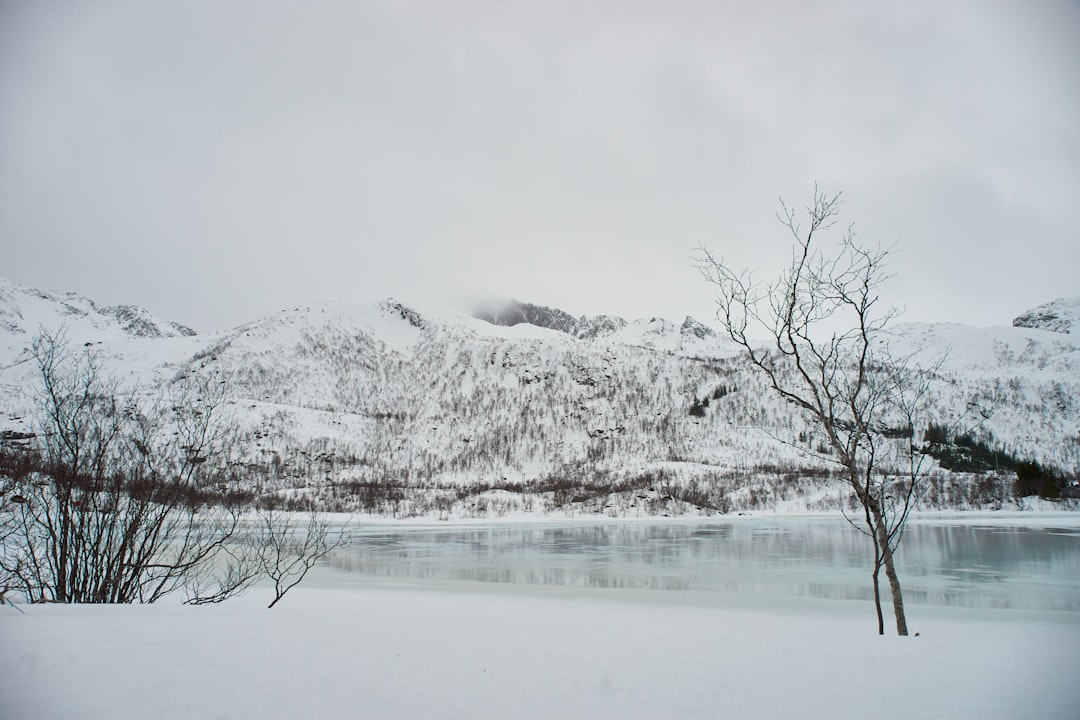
[[0, 275, 195, 344], [1, 277, 1077, 516]]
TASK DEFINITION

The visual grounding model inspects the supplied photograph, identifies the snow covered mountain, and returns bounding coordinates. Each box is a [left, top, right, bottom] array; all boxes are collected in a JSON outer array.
[[1012, 297, 1080, 335], [0, 275, 195, 341], [0, 277, 205, 429], [1, 276, 1077, 516], [0, 275, 198, 391]]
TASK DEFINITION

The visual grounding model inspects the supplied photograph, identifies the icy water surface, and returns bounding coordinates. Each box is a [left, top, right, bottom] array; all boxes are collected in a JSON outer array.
[[325, 516, 1080, 611]]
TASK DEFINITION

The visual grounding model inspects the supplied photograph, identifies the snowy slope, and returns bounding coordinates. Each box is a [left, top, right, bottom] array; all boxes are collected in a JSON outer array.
[[1, 276, 1077, 515], [0, 276, 203, 386], [0, 277, 207, 430], [0, 276, 194, 348], [885, 320, 1080, 469]]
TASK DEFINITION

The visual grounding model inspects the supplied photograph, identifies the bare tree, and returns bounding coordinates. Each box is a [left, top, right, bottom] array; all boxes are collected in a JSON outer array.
[[252, 507, 353, 608], [697, 187, 937, 636], [0, 328, 251, 604]]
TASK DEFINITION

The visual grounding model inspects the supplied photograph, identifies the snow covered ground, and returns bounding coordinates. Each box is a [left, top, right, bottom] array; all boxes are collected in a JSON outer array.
[[3, 515, 1079, 720]]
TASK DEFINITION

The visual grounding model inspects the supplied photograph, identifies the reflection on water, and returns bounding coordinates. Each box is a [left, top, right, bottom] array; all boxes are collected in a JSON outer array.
[[326, 519, 1080, 611]]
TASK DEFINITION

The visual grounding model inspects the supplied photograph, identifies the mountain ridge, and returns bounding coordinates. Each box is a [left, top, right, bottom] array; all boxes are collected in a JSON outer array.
[[473, 298, 718, 344], [1, 275, 1077, 517], [0, 276, 196, 345]]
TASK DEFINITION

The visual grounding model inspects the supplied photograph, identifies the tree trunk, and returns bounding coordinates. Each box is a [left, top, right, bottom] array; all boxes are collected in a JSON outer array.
[[876, 519, 908, 636], [862, 495, 885, 636], [871, 561, 884, 636]]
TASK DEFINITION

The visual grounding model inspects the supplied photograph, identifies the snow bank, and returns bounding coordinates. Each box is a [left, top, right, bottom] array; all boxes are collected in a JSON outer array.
[[2, 584, 1077, 720]]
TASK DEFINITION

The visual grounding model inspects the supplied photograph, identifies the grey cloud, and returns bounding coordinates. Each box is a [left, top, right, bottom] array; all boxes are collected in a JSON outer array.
[[0, 0, 1076, 331]]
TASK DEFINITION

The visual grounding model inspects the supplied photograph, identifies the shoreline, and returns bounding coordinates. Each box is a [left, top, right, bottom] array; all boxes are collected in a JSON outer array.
[[307, 506, 1080, 529]]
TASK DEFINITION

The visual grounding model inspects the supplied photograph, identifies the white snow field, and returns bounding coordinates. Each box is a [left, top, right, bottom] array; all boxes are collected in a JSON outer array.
[[3, 558, 1078, 719]]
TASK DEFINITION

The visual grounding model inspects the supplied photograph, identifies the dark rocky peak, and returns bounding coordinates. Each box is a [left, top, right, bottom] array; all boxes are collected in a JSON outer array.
[[1012, 297, 1080, 335], [475, 300, 578, 335], [381, 300, 426, 329], [474, 299, 636, 339], [574, 314, 627, 339], [680, 316, 714, 339], [105, 304, 196, 338]]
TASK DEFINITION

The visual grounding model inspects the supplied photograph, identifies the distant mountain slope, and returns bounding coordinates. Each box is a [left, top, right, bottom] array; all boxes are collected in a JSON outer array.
[[474, 298, 719, 350], [1, 277, 1077, 516], [1013, 297, 1080, 335], [0, 277, 203, 437], [0, 276, 194, 354]]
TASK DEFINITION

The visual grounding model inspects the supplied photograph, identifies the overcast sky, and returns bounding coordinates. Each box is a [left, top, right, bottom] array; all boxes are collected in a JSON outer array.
[[1, 0, 1077, 333]]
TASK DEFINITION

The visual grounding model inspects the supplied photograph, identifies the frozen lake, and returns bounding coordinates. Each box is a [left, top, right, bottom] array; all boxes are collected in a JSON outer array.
[[325, 514, 1080, 612]]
